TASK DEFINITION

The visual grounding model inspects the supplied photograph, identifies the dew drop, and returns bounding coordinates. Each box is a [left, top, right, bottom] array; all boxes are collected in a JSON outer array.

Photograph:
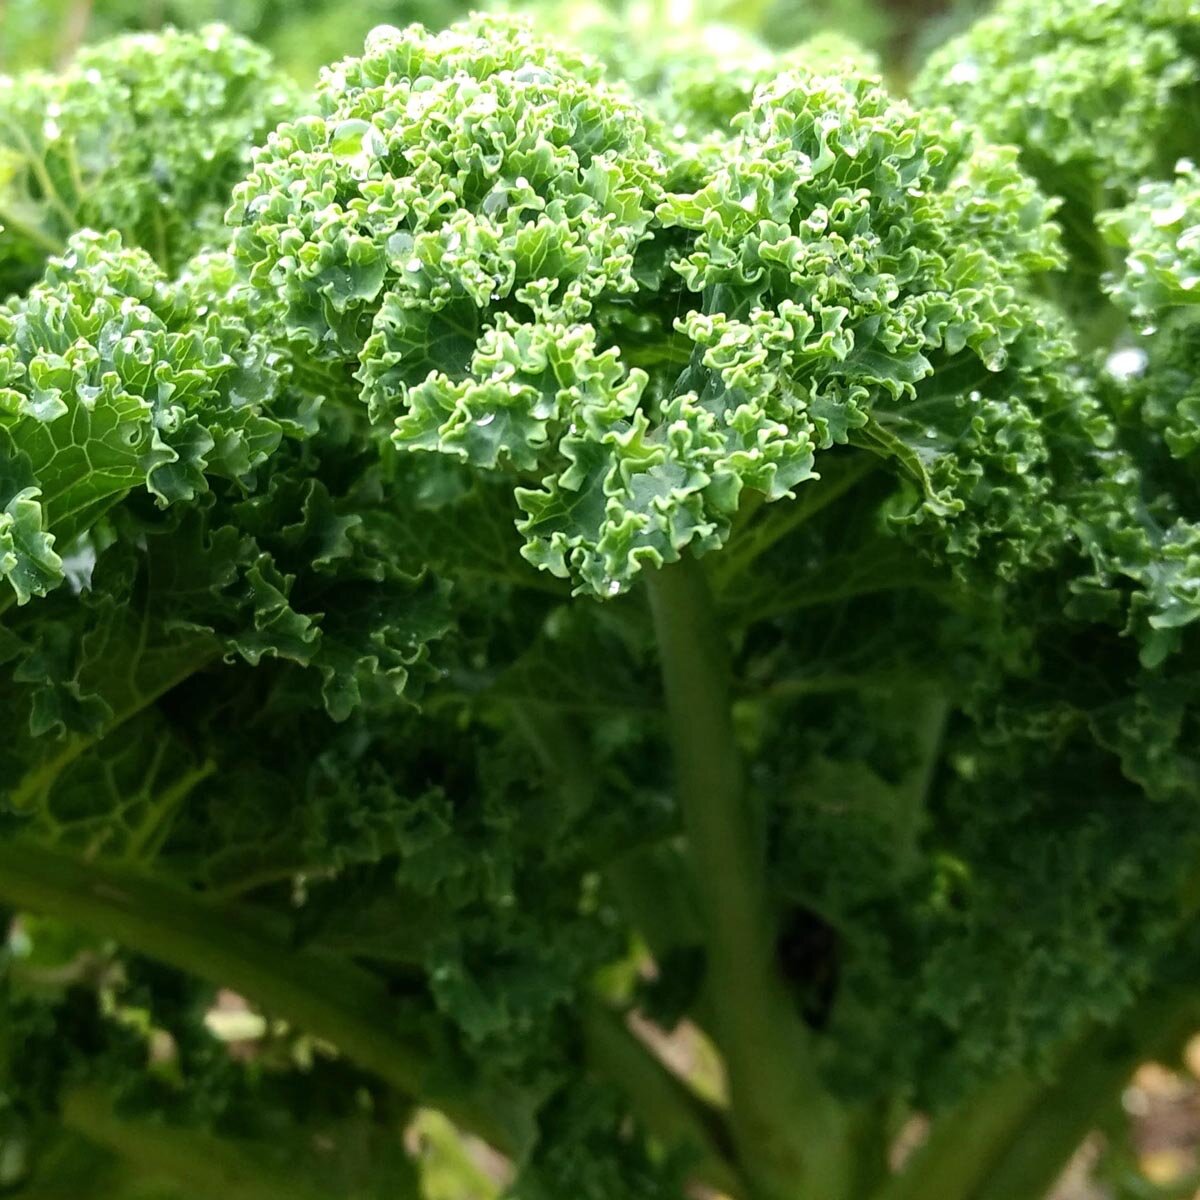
[[330, 119, 371, 161], [387, 230, 414, 259], [475, 412, 496, 426], [1105, 346, 1148, 379]]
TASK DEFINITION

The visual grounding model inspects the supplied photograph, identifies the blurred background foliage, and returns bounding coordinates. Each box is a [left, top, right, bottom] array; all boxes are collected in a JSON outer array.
[[0, 0, 990, 85]]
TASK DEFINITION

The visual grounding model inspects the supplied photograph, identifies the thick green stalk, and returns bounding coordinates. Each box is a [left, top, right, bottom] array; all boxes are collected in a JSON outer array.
[[0, 839, 531, 1154], [877, 854, 1200, 1200], [968, 1049, 1137, 1200], [875, 985, 1200, 1200], [58, 1087, 349, 1200], [870, 1071, 1051, 1200], [0, 206, 64, 255], [581, 1003, 745, 1199], [971, 990, 1200, 1200], [646, 555, 848, 1200], [0, 837, 747, 1195]]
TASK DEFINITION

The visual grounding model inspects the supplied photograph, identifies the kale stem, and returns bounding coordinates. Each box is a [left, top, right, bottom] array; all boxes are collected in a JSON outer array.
[[870, 1070, 1050, 1200], [646, 554, 848, 1200], [55, 0, 94, 69], [875, 859, 1200, 1200], [7, 124, 79, 233], [0, 839, 533, 1155], [58, 1086, 341, 1200], [0, 203, 66, 254], [873, 984, 1200, 1200], [580, 1003, 747, 1199], [969, 988, 1200, 1200]]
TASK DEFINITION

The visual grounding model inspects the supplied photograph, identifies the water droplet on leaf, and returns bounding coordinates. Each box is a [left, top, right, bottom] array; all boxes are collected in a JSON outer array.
[[330, 119, 371, 161], [1105, 346, 1148, 379]]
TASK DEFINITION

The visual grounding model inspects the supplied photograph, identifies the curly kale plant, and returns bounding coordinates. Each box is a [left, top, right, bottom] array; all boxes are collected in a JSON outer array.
[[1, 10, 1198, 1200], [914, 0, 1200, 301], [0, 24, 299, 293]]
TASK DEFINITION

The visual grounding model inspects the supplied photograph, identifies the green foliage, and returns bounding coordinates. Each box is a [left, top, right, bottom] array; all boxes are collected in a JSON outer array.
[[0, 25, 299, 293], [514, 1, 878, 152], [1101, 161, 1200, 324], [657, 76, 1087, 584], [913, 0, 1200, 289], [0, 232, 283, 605], [1079, 163, 1200, 664], [233, 20, 1093, 599], [1, 9, 1199, 1200], [914, 0, 1200, 200]]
